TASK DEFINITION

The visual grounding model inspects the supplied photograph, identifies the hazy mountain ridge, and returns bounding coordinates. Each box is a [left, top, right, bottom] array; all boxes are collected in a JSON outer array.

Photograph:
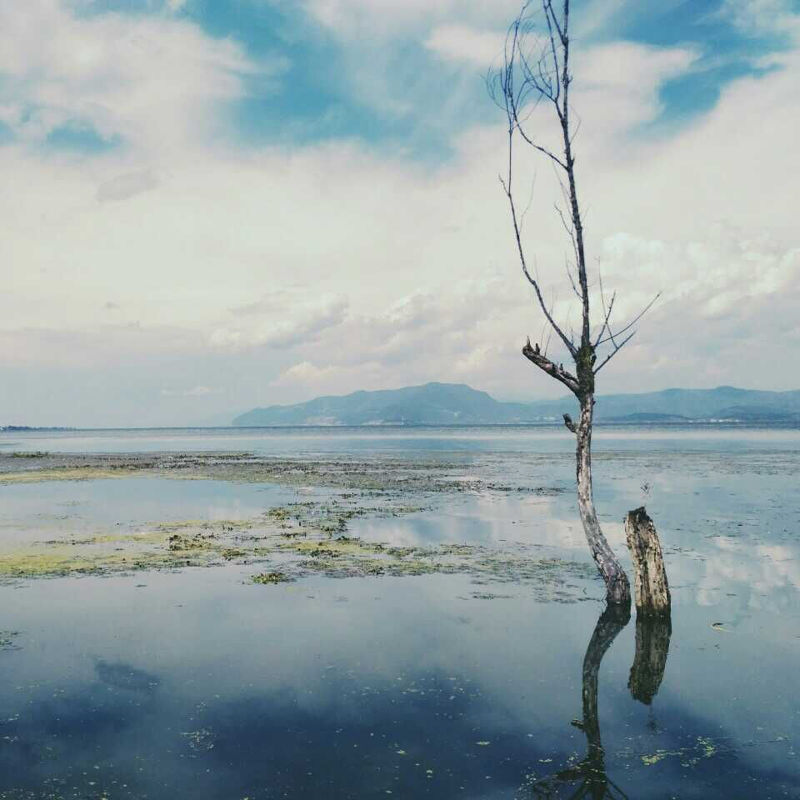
[[233, 383, 800, 427]]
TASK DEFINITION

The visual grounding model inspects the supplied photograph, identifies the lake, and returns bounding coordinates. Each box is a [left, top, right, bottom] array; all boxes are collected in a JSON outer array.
[[0, 426, 798, 798]]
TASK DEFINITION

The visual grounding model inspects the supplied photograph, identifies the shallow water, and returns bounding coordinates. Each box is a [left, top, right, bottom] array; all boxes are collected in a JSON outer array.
[[0, 427, 798, 798], [3, 423, 800, 456], [0, 478, 295, 547]]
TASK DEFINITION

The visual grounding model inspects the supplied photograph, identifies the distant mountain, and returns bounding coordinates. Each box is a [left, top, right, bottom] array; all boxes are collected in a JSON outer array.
[[0, 426, 76, 432], [526, 385, 800, 423], [234, 383, 532, 427], [233, 383, 800, 427]]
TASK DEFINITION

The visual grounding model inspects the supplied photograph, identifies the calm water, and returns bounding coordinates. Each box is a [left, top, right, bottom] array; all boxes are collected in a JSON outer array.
[[1, 427, 798, 798]]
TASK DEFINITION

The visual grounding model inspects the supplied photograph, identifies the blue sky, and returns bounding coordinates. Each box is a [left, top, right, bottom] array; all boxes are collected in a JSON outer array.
[[0, 0, 799, 425], [51, 0, 798, 157]]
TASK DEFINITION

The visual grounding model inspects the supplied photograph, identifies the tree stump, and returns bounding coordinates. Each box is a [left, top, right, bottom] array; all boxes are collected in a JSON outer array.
[[625, 506, 670, 615]]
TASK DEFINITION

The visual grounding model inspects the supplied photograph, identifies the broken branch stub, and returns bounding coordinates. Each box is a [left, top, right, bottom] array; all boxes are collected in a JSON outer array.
[[625, 506, 670, 615]]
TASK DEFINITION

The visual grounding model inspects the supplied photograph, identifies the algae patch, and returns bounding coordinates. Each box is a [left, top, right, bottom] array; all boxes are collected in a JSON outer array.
[[0, 450, 590, 600], [252, 571, 294, 585], [0, 513, 596, 602], [639, 736, 720, 768]]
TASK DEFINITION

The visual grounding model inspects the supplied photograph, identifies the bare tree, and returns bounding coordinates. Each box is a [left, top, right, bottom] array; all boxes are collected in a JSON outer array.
[[491, 0, 658, 606]]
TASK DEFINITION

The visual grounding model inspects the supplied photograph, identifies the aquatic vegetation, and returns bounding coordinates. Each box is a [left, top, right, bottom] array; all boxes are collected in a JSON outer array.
[[1, 432, 799, 799], [0, 450, 587, 596], [252, 571, 294, 584], [0, 451, 487, 495], [0, 502, 596, 601], [640, 736, 719, 767], [182, 727, 216, 753]]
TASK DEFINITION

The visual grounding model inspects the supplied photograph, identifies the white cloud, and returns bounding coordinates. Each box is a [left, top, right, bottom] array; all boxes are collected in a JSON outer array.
[[0, 0, 273, 153], [96, 169, 160, 202], [1, 1, 799, 424], [306, 0, 521, 37], [718, 0, 800, 35], [210, 293, 349, 352], [271, 360, 351, 389], [161, 385, 219, 397], [425, 24, 506, 66]]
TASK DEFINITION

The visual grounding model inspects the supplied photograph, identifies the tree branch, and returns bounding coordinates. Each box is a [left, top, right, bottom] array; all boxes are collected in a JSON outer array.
[[523, 337, 580, 395], [500, 170, 578, 358], [594, 330, 636, 374], [512, 121, 568, 171], [594, 276, 616, 347], [596, 292, 661, 347]]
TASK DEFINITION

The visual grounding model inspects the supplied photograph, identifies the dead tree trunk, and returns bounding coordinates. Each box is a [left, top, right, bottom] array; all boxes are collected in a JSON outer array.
[[495, 1, 662, 607], [577, 399, 631, 606], [625, 506, 670, 614]]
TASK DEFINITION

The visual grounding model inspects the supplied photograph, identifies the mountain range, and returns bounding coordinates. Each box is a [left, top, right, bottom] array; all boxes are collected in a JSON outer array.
[[232, 383, 800, 427]]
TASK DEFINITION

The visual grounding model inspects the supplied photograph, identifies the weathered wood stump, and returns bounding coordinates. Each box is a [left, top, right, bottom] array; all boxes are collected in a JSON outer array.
[[625, 506, 670, 615]]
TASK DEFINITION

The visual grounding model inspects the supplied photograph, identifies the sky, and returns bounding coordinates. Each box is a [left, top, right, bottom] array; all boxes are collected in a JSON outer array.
[[1, 0, 798, 426]]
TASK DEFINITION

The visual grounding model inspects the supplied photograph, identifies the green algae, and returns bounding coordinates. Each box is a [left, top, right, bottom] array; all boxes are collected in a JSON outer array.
[[0, 451, 477, 494], [252, 571, 294, 584], [639, 736, 720, 767], [0, 511, 596, 601], [0, 467, 141, 484], [0, 450, 590, 600]]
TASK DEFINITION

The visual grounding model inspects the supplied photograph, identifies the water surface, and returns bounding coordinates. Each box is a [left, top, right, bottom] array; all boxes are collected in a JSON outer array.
[[1, 426, 797, 798]]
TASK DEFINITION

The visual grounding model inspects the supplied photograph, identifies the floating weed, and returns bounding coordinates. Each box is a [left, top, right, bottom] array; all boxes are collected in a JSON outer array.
[[0, 452, 588, 599], [167, 533, 217, 552], [640, 736, 720, 767], [252, 571, 294, 585], [0, 467, 139, 484], [0, 451, 563, 497], [181, 727, 215, 753]]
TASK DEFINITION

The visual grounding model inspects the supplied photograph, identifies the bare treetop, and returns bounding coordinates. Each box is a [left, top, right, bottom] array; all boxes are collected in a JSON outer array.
[[490, 0, 665, 606], [490, 0, 659, 401]]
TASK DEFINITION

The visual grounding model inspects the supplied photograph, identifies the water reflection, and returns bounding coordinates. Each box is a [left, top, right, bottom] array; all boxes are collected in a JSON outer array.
[[531, 607, 672, 800], [528, 604, 682, 798], [628, 614, 672, 706], [528, 605, 632, 798]]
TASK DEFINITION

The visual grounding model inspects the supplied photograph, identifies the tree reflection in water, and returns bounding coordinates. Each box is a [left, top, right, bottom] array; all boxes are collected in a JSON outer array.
[[628, 612, 672, 706], [526, 605, 672, 799]]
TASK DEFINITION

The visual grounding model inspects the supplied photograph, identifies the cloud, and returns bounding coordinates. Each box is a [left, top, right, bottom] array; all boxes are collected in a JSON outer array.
[[161, 385, 219, 397], [1, 0, 799, 424], [425, 24, 506, 66], [97, 169, 160, 202], [0, 0, 274, 153], [717, 0, 800, 35], [0, 324, 201, 369], [210, 293, 349, 352], [306, 0, 521, 37], [270, 360, 346, 389]]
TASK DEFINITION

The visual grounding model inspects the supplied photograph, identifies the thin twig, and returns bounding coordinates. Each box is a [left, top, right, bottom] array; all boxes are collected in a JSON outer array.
[[596, 293, 661, 347]]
